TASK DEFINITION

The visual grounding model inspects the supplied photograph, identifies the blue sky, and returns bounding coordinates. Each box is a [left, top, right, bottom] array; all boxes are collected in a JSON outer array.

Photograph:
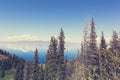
[[0, 0, 120, 42]]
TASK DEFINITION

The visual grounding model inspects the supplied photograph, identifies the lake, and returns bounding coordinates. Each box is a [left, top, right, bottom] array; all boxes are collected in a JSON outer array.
[[0, 41, 80, 63]]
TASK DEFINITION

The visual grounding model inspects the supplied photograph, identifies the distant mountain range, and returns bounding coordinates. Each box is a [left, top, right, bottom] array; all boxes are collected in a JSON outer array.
[[0, 41, 80, 52]]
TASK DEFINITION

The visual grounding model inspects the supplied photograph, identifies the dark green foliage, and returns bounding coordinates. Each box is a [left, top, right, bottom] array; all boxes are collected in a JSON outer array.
[[56, 28, 65, 80], [85, 18, 99, 79], [99, 31, 107, 80], [0, 49, 25, 79], [30, 49, 40, 80], [23, 61, 32, 80], [14, 59, 25, 80], [46, 37, 58, 80], [45, 28, 66, 80], [109, 31, 120, 79], [38, 64, 44, 80], [0, 61, 5, 78], [70, 18, 120, 80]]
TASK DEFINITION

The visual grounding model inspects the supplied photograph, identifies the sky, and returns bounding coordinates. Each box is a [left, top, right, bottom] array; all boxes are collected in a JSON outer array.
[[0, 0, 120, 42]]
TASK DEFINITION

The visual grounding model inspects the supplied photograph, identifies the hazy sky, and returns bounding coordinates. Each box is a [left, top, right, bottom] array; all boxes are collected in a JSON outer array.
[[0, 0, 120, 42]]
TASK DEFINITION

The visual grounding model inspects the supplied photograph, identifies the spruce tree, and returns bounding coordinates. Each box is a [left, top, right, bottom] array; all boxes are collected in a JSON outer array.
[[87, 18, 99, 79], [30, 49, 39, 80], [99, 31, 107, 79], [46, 37, 58, 80], [45, 50, 50, 80], [80, 43, 86, 80], [64, 51, 68, 80], [57, 28, 65, 80], [110, 31, 119, 50], [38, 64, 44, 80], [14, 60, 24, 80], [23, 61, 32, 80], [81, 21, 90, 79], [0, 61, 5, 78], [110, 31, 120, 79]]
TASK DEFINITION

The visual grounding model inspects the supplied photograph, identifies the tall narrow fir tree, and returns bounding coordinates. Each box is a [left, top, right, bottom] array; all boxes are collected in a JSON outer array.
[[30, 49, 39, 80], [87, 18, 99, 79], [57, 28, 65, 80]]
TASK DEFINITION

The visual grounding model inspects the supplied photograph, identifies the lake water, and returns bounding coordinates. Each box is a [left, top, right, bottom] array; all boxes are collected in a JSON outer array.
[[0, 41, 79, 63]]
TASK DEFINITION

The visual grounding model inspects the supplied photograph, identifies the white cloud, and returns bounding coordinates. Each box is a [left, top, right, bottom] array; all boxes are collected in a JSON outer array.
[[3, 42, 48, 52], [0, 41, 80, 52], [7, 34, 41, 41]]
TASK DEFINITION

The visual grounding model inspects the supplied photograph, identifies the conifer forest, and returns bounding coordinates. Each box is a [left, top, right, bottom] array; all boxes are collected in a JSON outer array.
[[1, 18, 120, 80]]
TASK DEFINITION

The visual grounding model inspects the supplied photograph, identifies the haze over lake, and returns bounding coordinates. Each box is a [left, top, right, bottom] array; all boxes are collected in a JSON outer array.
[[0, 41, 80, 63]]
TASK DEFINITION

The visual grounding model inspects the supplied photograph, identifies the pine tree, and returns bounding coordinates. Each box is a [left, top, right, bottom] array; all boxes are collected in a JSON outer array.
[[110, 31, 120, 52], [0, 61, 5, 78], [110, 31, 120, 79], [14, 60, 24, 80], [64, 50, 68, 80], [99, 31, 107, 79], [45, 50, 50, 80], [30, 49, 39, 80], [38, 64, 44, 80], [81, 19, 90, 80], [57, 28, 65, 80], [80, 43, 86, 80], [83, 18, 90, 64], [87, 18, 99, 79], [46, 36, 58, 80], [23, 61, 32, 80]]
